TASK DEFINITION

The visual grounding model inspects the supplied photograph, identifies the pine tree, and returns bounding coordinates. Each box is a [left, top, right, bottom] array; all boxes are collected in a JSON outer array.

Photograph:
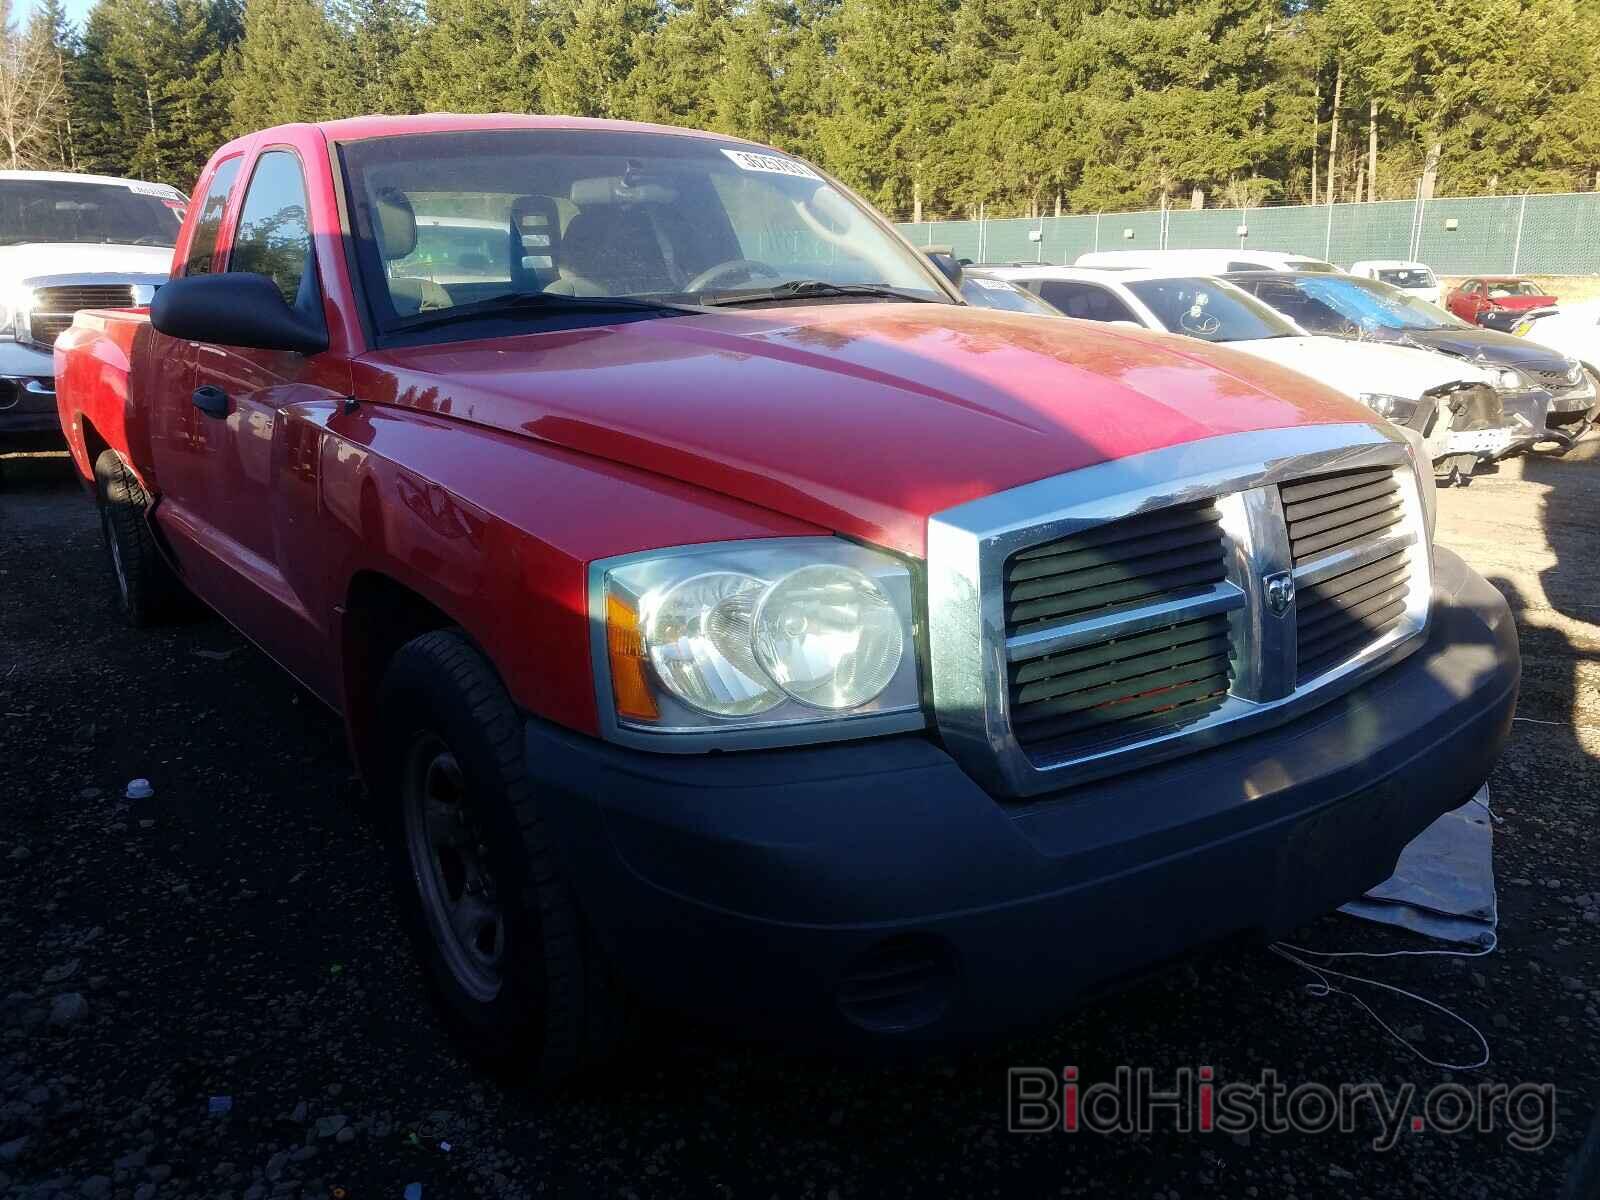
[[814, 0, 957, 218], [707, 0, 796, 146], [624, 0, 729, 130], [25, 0, 76, 168], [538, 0, 658, 119], [228, 0, 346, 133], [396, 0, 535, 114], [335, 0, 422, 114]]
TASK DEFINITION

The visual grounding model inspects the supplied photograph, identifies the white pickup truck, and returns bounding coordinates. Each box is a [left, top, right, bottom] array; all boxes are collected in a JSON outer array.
[[0, 170, 183, 452]]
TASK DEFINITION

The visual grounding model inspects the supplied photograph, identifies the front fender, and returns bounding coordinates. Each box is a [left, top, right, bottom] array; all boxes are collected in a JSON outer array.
[[313, 400, 823, 738]]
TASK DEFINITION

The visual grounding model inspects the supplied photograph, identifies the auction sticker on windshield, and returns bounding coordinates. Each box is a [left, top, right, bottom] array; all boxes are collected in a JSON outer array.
[[720, 149, 822, 180]]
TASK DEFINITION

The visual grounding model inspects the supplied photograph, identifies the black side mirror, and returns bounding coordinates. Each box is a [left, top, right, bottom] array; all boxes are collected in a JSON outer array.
[[920, 245, 964, 288], [151, 272, 328, 355]]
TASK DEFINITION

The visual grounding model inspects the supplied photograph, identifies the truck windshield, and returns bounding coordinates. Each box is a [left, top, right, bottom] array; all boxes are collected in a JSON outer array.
[[1124, 277, 1300, 342], [337, 129, 950, 335], [0, 179, 182, 247], [1229, 274, 1466, 335]]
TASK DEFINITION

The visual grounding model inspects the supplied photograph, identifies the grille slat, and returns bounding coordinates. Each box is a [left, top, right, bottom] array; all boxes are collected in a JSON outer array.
[[1288, 489, 1402, 541], [1283, 468, 1414, 684], [1008, 539, 1223, 599], [1012, 505, 1219, 561], [1300, 577, 1410, 637], [1014, 673, 1234, 749], [1283, 468, 1403, 566], [1299, 614, 1405, 679], [1003, 500, 1235, 757], [1005, 502, 1226, 635], [1013, 626, 1233, 709]]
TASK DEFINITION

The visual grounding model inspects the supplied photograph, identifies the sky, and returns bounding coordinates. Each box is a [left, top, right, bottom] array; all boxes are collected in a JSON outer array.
[[26, 0, 97, 28]]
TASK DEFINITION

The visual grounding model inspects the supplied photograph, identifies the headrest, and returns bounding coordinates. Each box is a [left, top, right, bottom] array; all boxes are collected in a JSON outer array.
[[373, 187, 417, 260]]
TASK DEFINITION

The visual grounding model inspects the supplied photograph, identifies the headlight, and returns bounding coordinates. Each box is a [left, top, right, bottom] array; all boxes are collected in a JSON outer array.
[[1490, 368, 1522, 391], [593, 539, 923, 747], [1358, 393, 1421, 422]]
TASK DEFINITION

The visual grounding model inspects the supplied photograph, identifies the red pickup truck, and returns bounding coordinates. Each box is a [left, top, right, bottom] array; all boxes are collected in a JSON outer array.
[[54, 115, 1519, 1081]]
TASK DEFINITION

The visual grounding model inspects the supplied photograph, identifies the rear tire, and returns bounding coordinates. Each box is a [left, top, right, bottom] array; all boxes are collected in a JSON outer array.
[[94, 449, 182, 626], [376, 629, 632, 1084]]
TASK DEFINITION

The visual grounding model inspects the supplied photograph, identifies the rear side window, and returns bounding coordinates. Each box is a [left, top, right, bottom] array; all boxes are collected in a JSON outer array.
[[1038, 281, 1138, 323], [182, 156, 242, 277], [229, 150, 313, 306]]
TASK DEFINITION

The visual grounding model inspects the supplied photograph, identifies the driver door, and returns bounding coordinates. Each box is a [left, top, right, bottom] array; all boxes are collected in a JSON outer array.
[[180, 146, 349, 698]]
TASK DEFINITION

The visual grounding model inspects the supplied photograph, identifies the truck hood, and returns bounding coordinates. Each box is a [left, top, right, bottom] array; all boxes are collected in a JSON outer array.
[[1226, 336, 1492, 398], [0, 242, 174, 284], [359, 304, 1376, 557]]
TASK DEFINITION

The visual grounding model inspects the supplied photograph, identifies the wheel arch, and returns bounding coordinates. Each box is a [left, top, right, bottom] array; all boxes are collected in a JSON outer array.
[[339, 568, 468, 786]]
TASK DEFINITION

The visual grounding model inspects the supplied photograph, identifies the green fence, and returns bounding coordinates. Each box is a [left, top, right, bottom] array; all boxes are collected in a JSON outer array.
[[897, 191, 1600, 275]]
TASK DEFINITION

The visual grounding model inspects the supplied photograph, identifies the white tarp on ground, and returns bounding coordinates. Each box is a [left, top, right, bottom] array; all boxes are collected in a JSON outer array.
[[1339, 786, 1498, 946]]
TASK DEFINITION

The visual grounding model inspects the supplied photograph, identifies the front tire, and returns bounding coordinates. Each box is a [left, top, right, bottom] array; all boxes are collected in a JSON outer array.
[[376, 630, 630, 1084], [94, 449, 182, 626]]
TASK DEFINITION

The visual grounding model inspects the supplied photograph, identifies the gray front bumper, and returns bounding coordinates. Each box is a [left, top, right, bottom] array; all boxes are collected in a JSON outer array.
[[0, 340, 59, 438]]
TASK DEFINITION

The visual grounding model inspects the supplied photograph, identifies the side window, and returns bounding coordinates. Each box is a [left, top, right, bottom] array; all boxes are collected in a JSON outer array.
[[181, 156, 242, 277], [1038, 281, 1139, 323], [229, 150, 313, 306]]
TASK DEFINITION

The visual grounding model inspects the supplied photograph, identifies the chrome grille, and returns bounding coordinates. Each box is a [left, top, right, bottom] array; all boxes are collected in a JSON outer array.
[[1003, 503, 1233, 754], [28, 284, 136, 346], [1282, 467, 1412, 684], [928, 426, 1433, 798]]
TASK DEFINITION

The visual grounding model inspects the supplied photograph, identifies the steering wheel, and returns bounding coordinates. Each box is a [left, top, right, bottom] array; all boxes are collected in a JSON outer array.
[[685, 259, 784, 293]]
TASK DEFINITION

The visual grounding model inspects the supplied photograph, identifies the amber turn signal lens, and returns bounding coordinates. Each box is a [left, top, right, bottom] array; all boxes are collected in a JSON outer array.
[[606, 592, 660, 721]]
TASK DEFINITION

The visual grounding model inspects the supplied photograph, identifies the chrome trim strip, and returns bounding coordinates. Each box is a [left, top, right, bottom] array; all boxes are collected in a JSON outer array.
[[1004, 581, 1246, 663], [1239, 483, 1297, 701], [928, 424, 1430, 798]]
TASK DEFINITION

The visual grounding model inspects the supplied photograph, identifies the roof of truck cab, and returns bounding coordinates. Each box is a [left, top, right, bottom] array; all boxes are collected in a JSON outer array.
[[296, 113, 777, 147]]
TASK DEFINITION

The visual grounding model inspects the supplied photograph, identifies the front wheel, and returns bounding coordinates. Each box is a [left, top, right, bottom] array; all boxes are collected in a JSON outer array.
[[377, 630, 631, 1083]]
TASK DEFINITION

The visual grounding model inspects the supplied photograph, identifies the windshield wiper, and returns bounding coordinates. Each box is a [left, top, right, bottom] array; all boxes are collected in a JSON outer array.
[[389, 290, 702, 334], [698, 279, 938, 307]]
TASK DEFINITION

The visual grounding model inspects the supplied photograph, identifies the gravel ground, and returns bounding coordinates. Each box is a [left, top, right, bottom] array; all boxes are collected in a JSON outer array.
[[1, 442, 1597, 1200]]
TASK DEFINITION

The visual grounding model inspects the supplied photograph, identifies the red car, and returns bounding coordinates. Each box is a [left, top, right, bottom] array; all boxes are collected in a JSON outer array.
[[53, 115, 1518, 1081], [1446, 276, 1558, 329]]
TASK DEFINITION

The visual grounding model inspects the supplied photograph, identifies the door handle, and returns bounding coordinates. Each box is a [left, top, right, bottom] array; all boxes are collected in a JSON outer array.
[[192, 385, 228, 418]]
